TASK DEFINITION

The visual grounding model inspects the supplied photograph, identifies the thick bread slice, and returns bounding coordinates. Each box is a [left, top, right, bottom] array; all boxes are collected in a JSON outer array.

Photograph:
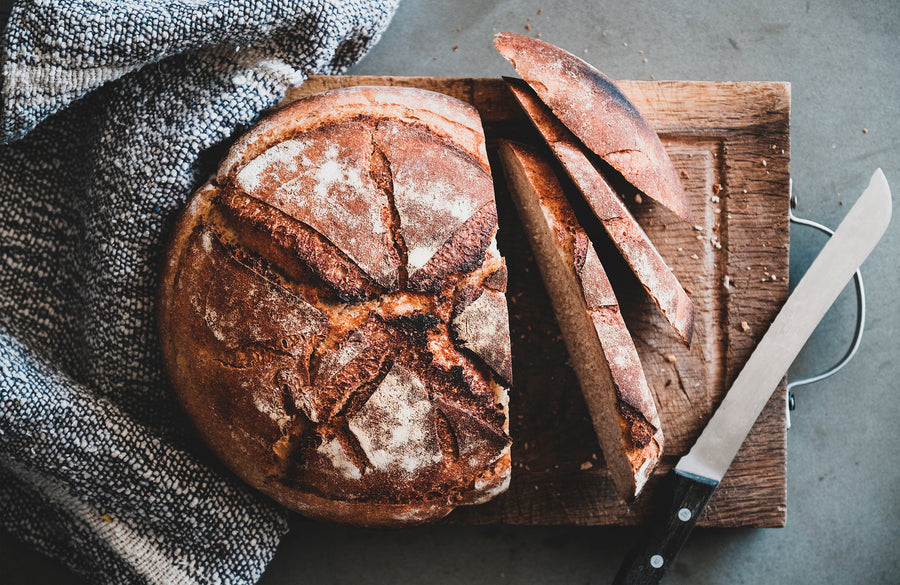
[[494, 32, 691, 221], [505, 78, 694, 346], [497, 141, 663, 501]]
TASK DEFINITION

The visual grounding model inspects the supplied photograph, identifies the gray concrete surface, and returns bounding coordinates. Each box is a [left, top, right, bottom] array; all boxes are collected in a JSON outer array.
[[2, 1, 898, 584]]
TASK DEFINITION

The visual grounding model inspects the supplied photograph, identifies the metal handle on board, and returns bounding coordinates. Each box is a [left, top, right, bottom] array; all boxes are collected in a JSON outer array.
[[786, 180, 866, 428]]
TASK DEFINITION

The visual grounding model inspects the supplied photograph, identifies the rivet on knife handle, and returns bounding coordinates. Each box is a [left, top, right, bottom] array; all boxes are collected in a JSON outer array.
[[612, 471, 717, 585]]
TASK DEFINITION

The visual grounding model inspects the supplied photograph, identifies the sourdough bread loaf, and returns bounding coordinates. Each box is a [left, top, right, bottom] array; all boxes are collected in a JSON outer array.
[[158, 86, 512, 527]]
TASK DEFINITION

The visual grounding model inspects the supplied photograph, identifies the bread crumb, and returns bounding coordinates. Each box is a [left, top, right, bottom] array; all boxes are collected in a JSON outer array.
[[862, 128, 868, 134], [723, 275, 731, 289], [102, 514, 113, 523], [580, 461, 593, 471], [643, 58, 648, 63], [452, 45, 459, 51], [714, 208, 721, 214], [839, 200, 844, 206], [537, 8, 543, 15], [690, 253, 699, 260], [743, 189, 748, 194], [677, 247, 683, 252], [623, 42, 628, 46], [741, 321, 750, 332], [693, 225, 703, 231], [525, 24, 531, 30], [634, 193, 643, 204], [771, 274, 778, 281], [711, 194, 720, 203], [681, 170, 691, 179], [761, 159, 767, 167], [536, 32, 542, 37], [665, 354, 677, 363]]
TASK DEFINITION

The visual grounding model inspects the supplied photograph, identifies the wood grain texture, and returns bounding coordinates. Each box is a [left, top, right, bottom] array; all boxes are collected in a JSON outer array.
[[286, 75, 791, 527]]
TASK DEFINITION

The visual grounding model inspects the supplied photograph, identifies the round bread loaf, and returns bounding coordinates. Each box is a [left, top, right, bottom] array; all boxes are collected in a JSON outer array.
[[158, 86, 512, 527]]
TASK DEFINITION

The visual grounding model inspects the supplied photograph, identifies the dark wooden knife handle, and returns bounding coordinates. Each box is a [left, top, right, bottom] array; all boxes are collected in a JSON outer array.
[[612, 470, 719, 585]]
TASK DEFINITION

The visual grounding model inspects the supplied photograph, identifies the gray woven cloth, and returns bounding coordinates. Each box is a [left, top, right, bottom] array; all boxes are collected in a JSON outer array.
[[0, 1, 398, 583]]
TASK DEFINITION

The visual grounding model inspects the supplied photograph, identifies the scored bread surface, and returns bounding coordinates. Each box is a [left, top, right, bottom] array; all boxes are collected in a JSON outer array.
[[158, 86, 512, 527], [497, 140, 663, 501]]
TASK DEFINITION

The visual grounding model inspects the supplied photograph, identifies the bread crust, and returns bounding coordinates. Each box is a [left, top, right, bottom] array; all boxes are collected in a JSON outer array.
[[494, 32, 691, 221], [497, 140, 663, 501], [218, 85, 489, 185], [505, 78, 694, 346], [158, 87, 512, 526]]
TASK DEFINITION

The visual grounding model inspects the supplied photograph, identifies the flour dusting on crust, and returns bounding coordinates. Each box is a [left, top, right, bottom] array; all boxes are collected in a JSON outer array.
[[348, 363, 443, 474], [234, 125, 398, 288], [317, 437, 363, 480]]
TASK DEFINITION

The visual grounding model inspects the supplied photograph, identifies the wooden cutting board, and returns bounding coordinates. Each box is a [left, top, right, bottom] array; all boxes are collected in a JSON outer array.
[[287, 76, 791, 528]]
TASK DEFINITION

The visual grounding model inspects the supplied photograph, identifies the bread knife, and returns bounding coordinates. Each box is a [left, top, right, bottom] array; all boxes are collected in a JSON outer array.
[[613, 169, 893, 585]]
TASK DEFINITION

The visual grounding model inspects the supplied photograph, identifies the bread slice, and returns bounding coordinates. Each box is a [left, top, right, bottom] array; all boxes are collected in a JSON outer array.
[[497, 140, 663, 501], [505, 78, 694, 346], [494, 32, 691, 221]]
